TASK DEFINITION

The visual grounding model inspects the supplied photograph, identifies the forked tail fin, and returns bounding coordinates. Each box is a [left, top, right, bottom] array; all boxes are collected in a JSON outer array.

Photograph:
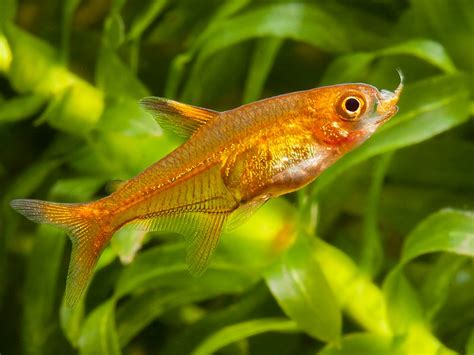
[[10, 199, 112, 306]]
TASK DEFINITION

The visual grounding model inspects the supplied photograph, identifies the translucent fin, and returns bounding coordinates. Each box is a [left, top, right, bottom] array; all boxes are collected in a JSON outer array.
[[132, 210, 229, 275], [10, 199, 112, 306], [139, 96, 219, 138], [227, 195, 269, 230], [105, 179, 126, 194], [127, 166, 238, 274]]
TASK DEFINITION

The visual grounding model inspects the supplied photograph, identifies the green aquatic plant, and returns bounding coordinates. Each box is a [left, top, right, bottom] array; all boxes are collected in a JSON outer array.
[[0, 0, 473, 354]]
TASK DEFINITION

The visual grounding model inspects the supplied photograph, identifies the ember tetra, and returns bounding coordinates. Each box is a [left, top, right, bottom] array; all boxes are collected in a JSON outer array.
[[11, 74, 403, 306]]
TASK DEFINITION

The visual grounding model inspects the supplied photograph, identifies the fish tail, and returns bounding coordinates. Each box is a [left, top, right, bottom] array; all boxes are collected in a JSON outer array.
[[10, 198, 113, 306]]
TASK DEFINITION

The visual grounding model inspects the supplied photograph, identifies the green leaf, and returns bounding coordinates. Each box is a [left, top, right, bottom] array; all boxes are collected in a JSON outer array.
[[110, 228, 146, 265], [382, 208, 472, 353], [78, 300, 120, 355], [0, 94, 45, 123], [0, 0, 17, 28], [22, 226, 66, 355], [383, 268, 455, 354], [60, 0, 82, 62], [360, 153, 393, 277], [164, 0, 250, 98], [264, 236, 341, 343], [420, 254, 467, 320], [103, 13, 125, 50], [377, 39, 457, 74], [320, 333, 400, 355], [37, 84, 103, 136], [243, 37, 283, 103], [115, 243, 257, 298], [198, 3, 349, 59], [383, 267, 424, 334], [127, 0, 169, 41], [411, 0, 474, 73], [313, 74, 470, 196], [116, 278, 253, 347], [60, 298, 85, 348], [4, 23, 58, 92], [96, 50, 149, 98], [192, 318, 298, 355], [401, 209, 474, 263], [161, 284, 268, 355], [467, 328, 474, 355], [321, 39, 456, 85]]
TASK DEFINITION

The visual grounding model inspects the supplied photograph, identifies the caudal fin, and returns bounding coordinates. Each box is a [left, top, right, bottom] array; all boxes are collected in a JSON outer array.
[[10, 199, 112, 306]]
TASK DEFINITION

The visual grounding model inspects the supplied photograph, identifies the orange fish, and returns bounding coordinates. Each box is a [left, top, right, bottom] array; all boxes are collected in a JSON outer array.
[[11, 74, 403, 306]]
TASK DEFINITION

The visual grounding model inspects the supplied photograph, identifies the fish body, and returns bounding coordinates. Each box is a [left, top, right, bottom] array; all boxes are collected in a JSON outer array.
[[11, 77, 403, 306]]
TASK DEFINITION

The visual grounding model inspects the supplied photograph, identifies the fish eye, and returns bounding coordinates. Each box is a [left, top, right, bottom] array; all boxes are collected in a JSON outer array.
[[336, 94, 366, 121], [344, 97, 360, 112]]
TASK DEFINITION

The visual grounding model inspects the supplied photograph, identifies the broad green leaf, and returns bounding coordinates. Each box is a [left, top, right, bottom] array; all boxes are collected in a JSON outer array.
[[383, 208, 472, 353], [383, 269, 456, 354], [192, 318, 299, 355], [78, 300, 120, 355], [313, 74, 470, 196], [264, 236, 341, 343], [0, 94, 45, 123], [198, 3, 349, 59], [383, 267, 424, 334], [401, 209, 474, 262], [320, 333, 400, 355], [243, 37, 283, 103], [321, 39, 456, 85], [378, 39, 457, 74], [311, 238, 391, 336]]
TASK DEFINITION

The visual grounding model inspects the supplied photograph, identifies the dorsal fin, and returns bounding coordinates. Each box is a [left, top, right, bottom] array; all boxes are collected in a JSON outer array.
[[139, 97, 219, 138]]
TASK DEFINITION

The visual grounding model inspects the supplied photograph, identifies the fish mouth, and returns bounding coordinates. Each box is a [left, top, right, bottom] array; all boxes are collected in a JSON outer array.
[[374, 70, 404, 124]]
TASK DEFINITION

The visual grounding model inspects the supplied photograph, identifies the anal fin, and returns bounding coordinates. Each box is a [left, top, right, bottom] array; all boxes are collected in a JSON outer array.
[[125, 165, 238, 275], [130, 209, 231, 275]]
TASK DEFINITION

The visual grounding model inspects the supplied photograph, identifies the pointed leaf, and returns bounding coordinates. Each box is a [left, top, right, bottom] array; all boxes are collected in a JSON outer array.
[[193, 318, 298, 355], [264, 236, 341, 343]]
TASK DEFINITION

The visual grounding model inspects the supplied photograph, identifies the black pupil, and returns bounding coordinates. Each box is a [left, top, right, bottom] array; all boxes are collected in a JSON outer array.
[[345, 98, 360, 112]]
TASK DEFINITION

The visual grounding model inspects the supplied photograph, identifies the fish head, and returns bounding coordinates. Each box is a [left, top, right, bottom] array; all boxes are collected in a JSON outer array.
[[311, 71, 403, 149]]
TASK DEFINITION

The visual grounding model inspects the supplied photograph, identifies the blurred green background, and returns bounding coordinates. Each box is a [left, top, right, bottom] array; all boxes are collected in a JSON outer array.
[[0, 0, 473, 354]]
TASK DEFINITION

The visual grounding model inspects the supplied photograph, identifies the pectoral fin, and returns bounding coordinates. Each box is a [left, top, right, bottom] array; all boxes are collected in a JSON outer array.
[[139, 97, 219, 138]]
